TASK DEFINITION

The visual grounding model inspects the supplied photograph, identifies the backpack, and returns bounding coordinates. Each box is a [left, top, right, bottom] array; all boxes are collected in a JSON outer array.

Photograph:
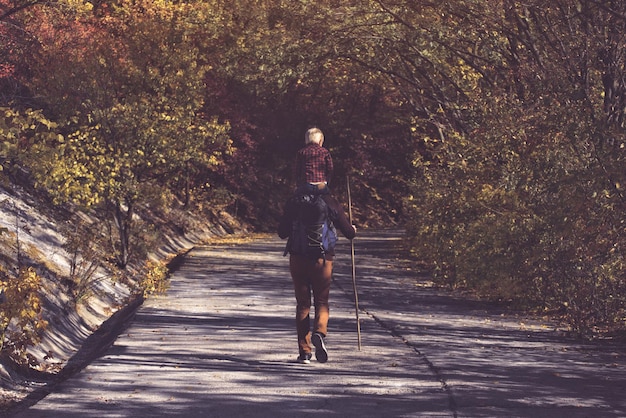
[[284, 193, 337, 260]]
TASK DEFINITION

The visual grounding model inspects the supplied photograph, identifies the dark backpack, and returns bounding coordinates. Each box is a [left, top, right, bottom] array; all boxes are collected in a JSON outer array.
[[284, 193, 337, 260]]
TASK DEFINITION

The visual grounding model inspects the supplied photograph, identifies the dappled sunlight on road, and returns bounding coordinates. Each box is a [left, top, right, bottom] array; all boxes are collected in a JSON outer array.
[[12, 232, 449, 417], [332, 230, 626, 418], [11, 230, 625, 417]]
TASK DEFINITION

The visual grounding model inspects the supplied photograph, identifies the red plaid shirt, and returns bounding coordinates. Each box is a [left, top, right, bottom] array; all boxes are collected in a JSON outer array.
[[295, 143, 334, 186]]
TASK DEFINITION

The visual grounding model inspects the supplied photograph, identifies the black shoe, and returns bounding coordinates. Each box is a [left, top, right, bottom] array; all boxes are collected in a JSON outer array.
[[297, 352, 312, 364], [312, 333, 328, 363]]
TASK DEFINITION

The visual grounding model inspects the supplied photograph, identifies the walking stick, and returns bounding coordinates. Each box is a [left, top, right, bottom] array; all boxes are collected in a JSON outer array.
[[346, 176, 362, 350]]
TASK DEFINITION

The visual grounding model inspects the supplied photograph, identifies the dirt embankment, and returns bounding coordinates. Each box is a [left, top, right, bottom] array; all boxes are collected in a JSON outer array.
[[0, 184, 245, 411]]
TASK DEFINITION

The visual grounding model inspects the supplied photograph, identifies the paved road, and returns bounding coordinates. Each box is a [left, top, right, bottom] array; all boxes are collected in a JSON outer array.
[[7, 230, 626, 417]]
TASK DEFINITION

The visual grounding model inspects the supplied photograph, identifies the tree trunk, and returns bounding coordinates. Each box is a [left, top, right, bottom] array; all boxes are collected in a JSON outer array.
[[112, 200, 132, 269]]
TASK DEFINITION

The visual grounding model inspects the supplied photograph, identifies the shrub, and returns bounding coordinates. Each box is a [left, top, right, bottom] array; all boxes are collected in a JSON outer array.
[[0, 267, 48, 365]]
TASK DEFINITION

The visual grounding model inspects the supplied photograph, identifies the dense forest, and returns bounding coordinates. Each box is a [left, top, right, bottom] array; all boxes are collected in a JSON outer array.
[[1, 0, 625, 365]]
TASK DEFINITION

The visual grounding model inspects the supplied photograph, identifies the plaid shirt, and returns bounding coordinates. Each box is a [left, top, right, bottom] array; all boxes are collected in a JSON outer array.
[[295, 143, 334, 186]]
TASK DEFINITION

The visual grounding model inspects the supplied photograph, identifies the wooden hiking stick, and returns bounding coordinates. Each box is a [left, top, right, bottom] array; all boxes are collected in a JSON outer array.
[[346, 175, 362, 350]]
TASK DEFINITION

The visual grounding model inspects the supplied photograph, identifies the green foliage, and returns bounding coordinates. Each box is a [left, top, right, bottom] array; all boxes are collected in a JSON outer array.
[[13, 0, 233, 267], [202, 0, 415, 225], [403, 1, 626, 336], [2, 0, 625, 339], [0, 107, 58, 180], [136, 260, 170, 298], [0, 267, 48, 365]]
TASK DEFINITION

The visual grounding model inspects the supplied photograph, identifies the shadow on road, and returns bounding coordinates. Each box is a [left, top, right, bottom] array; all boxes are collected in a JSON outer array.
[[7, 229, 626, 418], [332, 229, 626, 417]]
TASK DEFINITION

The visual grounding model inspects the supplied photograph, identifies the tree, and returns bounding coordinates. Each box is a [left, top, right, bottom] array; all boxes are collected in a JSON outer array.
[[3, 0, 624, 336], [18, 0, 233, 267], [0, 267, 48, 365], [201, 0, 418, 225], [395, 0, 626, 334], [0, 0, 40, 104]]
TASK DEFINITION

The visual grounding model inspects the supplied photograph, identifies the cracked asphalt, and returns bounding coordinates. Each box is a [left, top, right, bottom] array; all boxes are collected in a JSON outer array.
[[7, 230, 626, 417]]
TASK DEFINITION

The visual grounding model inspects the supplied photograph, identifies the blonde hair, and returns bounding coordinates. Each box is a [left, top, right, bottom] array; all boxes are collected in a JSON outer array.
[[305, 127, 324, 145]]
